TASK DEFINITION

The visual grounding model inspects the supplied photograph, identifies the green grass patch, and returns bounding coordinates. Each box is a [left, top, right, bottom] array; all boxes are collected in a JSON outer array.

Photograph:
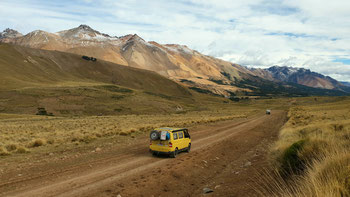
[[280, 139, 307, 175]]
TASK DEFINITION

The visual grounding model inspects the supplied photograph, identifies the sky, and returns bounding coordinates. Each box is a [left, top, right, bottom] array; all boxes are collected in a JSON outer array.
[[1, 0, 350, 81]]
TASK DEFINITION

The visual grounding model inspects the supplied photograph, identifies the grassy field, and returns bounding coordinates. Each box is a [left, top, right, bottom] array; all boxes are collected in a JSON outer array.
[[0, 99, 274, 156], [0, 94, 316, 157], [261, 96, 350, 196], [0, 94, 294, 156], [0, 84, 195, 116]]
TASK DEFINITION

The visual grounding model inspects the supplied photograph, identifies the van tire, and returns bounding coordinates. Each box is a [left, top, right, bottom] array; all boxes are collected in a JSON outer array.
[[170, 148, 178, 158], [150, 131, 159, 140], [186, 144, 191, 153]]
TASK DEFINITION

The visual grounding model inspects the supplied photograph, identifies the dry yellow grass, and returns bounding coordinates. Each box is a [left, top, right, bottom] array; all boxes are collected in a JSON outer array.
[[0, 96, 302, 157], [266, 97, 350, 196], [0, 106, 259, 155]]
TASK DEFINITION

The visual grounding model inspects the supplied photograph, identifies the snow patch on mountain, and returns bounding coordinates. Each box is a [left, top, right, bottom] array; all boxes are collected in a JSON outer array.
[[164, 44, 193, 55], [57, 25, 118, 42]]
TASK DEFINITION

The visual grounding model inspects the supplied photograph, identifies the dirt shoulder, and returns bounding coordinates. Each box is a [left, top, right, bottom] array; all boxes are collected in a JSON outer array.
[[0, 111, 287, 197]]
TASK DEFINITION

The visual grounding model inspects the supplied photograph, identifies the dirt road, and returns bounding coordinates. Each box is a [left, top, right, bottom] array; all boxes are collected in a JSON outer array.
[[0, 111, 286, 197]]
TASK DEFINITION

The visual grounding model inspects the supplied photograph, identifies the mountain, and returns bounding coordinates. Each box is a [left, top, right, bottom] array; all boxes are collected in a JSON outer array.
[[1, 25, 348, 97], [0, 28, 22, 42], [341, 81, 350, 87], [263, 66, 350, 92], [0, 25, 265, 96], [0, 43, 191, 95], [0, 43, 208, 115]]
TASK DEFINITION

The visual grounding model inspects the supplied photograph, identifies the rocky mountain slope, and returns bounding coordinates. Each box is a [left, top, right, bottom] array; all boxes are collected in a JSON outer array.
[[1, 25, 348, 97], [0, 43, 191, 95], [262, 66, 350, 92], [0, 43, 212, 115]]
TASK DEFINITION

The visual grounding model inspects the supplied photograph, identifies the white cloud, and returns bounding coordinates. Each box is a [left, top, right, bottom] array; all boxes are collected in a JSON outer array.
[[0, 0, 350, 81]]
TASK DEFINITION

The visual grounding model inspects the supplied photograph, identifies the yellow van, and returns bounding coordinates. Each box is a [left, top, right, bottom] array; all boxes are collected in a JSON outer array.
[[149, 127, 191, 158]]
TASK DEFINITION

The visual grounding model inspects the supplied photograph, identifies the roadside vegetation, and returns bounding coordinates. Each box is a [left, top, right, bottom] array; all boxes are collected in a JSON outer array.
[[262, 96, 350, 196]]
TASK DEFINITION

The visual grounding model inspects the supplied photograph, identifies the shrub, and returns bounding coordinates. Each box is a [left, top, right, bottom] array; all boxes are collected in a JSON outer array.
[[280, 139, 306, 175], [47, 139, 55, 144], [5, 144, 17, 152], [332, 124, 344, 132], [16, 146, 29, 154], [0, 146, 10, 156], [71, 134, 84, 142], [29, 139, 46, 147], [79, 135, 96, 143], [95, 133, 102, 138], [82, 56, 91, 61], [119, 131, 128, 136]]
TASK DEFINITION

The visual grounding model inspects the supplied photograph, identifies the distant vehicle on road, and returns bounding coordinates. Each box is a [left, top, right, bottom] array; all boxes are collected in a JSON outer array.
[[266, 109, 271, 115], [149, 127, 191, 158]]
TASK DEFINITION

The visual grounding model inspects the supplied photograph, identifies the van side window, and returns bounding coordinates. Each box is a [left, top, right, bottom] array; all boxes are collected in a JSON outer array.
[[173, 132, 178, 140], [179, 131, 183, 139]]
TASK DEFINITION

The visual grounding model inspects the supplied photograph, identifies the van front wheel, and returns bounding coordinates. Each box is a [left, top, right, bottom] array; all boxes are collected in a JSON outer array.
[[170, 148, 178, 158]]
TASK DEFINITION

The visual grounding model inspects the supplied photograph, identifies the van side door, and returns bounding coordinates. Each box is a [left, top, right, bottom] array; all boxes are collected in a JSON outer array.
[[172, 132, 180, 150], [177, 131, 184, 149]]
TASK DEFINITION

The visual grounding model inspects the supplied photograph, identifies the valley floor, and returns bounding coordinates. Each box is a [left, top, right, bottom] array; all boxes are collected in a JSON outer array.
[[0, 111, 287, 197]]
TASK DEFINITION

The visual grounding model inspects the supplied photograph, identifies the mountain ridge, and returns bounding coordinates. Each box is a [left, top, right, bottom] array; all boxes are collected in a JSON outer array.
[[341, 81, 350, 87], [0, 25, 258, 96], [262, 66, 349, 92], [1, 25, 348, 97]]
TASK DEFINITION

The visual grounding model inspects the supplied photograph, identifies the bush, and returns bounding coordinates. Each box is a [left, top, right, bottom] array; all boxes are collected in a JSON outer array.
[[332, 124, 344, 132], [82, 56, 97, 61], [280, 139, 306, 175], [95, 133, 102, 138], [79, 135, 96, 143], [82, 56, 91, 61], [47, 139, 55, 144], [119, 131, 128, 136], [0, 146, 10, 156], [16, 146, 29, 154], [29, 139, 46, 147], [5, 144, 17, 151]]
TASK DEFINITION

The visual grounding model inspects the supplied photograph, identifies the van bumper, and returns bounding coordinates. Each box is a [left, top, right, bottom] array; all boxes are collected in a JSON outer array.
[[150, 149, 173, 155]]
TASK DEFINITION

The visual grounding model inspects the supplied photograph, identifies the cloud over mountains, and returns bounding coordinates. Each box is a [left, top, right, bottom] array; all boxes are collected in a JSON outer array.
[[0, 0, 349, 81]]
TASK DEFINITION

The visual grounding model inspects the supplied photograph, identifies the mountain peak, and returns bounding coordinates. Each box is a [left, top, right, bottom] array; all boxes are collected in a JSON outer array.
[[3, 28, 19, 33], [77, 24, 95, 31], [57, 25, 114, 41], [69, 24, 99, 34], [268, 66, 310, 74], [0, 28, 23, 39], [127, 34, 145, 42]]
